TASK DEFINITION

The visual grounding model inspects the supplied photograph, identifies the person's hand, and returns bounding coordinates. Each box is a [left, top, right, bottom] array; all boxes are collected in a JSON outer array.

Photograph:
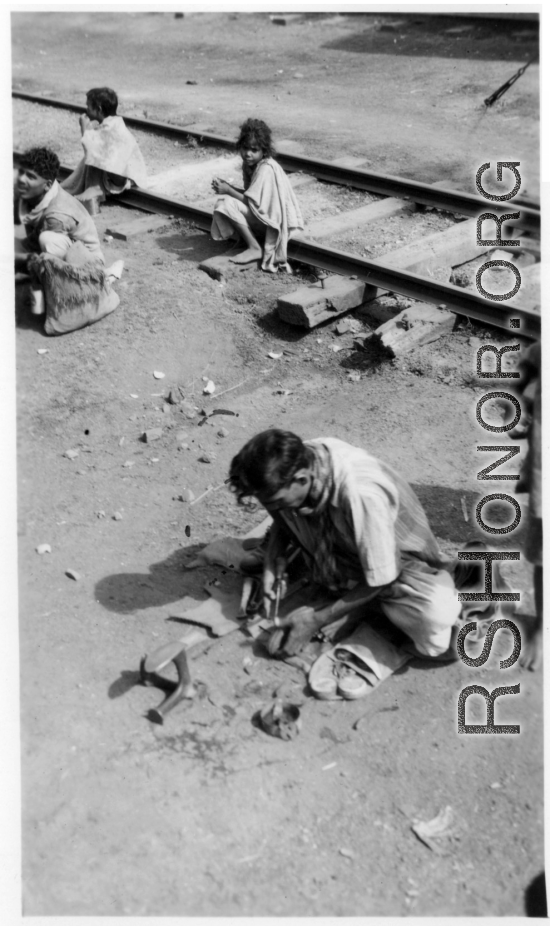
[[276, 606, 319, 656], [212, 178, 230, 195], [79, 113, 92, 134]]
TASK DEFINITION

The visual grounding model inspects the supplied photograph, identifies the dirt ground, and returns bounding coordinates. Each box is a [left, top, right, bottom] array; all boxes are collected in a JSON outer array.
[[9, 10, 544, 917]]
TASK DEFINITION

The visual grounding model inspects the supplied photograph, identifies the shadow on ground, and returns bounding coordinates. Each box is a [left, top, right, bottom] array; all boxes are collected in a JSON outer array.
[[323, 14, 539, 64]]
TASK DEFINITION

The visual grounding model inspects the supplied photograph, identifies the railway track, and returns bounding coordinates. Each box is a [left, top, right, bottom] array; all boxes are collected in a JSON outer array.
[[13, 91, 541, 339]]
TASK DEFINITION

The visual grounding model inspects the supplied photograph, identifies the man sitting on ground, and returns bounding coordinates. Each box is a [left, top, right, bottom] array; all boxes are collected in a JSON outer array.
[[228, 429, 462, 659], [15, 147, 119, 335]]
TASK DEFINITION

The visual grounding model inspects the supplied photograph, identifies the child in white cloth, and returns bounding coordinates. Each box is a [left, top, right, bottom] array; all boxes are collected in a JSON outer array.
[[211, 118, 303, 273], [62, 87, 147, 214]]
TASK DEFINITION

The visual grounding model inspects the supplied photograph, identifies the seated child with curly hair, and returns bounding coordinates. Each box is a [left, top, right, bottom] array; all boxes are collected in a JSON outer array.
[[62, 86, 147, 214], [15, 147, 120, 335], [211, 118, 303, 273]]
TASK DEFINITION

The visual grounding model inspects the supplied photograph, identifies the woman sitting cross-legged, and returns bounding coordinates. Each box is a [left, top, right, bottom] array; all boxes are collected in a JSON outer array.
[[210, 118, 304, 273]]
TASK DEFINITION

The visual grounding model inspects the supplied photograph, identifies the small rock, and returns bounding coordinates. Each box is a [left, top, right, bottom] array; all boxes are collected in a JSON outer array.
[[75, 469, 87, 476], [167, 390, 180, 405], [65, 569, 81, 581], [186, 80, 198, 85], [267, 351, 283, 359], [178, 443, 190, 451], [36, 544, 51, 555], [112, 511, 123, 521], [63, 449, 79, 460], [129, 394, 139, 398], [176, 430, 190, 442], [104, 234, 114, 242], [162, 403, 172, 415], [142, 428, 163, 443], [119, 437, 125, 446], [96, 510, 106, 519], [198, 452, 215, 464], [203, 380, 216, 395], [490, 781, 502, 789], [178, 488, 195, 502], [347, 371, 361, 382], [37, 348, 49, 355], [153, 371, 166, 380], [217, 427, 229, 438], [181, 402, 197, 419], [339, 848, 355, 860], [122, 461, 135, 468]]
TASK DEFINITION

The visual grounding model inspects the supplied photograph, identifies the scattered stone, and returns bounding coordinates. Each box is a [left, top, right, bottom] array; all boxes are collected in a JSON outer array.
[[217, 427, 229, 438], [347, 371, 361, 382], [490, 781, 502, 790], [153, 371, 165, 380], [142, 428, 163, 443], [198, 452, 215, 464], [335, 318, 363, 335], [130, 393, 139, 398], [180, 402, 198, 420], [65, 569, 81, 581], [63, 449, 79, 460], [112, 511, 123, 521], [339, 847, 355, 860], [75, 469, 87, 476], [203, 380, 216, 395], [122, 460, 135, 468], [267, 352, 283, 359], [178, 488, 195, 502], [36, 348, 49, 354], [36, 543, 51, 555]]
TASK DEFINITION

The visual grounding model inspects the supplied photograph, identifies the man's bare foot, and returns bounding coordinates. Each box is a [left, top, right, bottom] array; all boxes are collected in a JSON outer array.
[[230, 247, 262, 265]]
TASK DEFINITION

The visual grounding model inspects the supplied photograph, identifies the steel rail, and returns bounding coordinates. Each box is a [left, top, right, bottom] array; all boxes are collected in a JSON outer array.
[[13, 90, 540, 233], [13, 153, 540, 339]]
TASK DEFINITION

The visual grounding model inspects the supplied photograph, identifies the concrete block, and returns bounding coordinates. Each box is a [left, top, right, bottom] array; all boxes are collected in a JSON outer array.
[[372, 218, 481, 276], [303, 196, 413, 240], [373, 303, 455, 357], [106, 214, 171, 241], [277, 275, 379, 328]]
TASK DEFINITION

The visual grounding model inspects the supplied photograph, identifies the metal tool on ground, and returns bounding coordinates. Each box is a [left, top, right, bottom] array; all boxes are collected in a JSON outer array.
[[140, 634, 199, 724], [484, 58, 536, 108], [272, 556, 286, 625]]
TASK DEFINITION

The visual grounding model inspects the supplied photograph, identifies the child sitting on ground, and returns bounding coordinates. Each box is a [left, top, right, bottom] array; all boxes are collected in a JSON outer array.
[[15, 147, 121, 335], [62, 86, 147, 214], [211, 118, 303, 273]]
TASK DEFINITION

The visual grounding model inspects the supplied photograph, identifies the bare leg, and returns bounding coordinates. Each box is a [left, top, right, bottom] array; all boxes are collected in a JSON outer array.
[[229, 223, 262, 265]]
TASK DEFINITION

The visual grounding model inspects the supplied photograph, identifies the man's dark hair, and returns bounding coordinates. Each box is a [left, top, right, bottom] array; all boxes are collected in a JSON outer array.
[[229, 429, 311, 505], [19, 147, 60, 183], [87, 86, 118, 117], [236, 118, 276, 159]]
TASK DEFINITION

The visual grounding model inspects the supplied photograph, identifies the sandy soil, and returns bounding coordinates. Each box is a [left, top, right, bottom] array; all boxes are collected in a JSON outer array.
[[10, 10, 543, 917]]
